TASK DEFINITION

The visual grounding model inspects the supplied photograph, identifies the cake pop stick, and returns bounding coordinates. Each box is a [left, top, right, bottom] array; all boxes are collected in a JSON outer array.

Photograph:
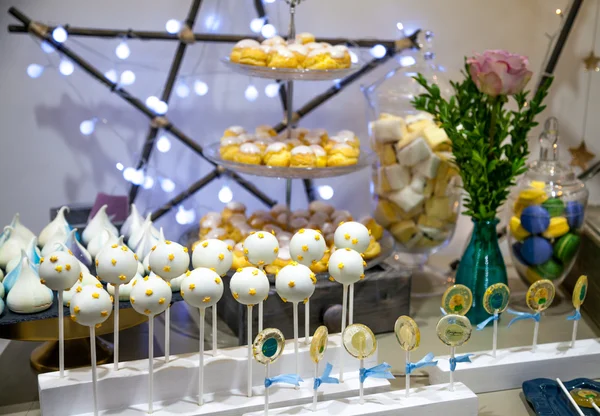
[[248, 305, 253, 397], [304, 299, 310, 345], [475, 283, 510, 358], [436, 314, 473, 392], [39, 248, 81, 377], [96, 236, 138, 370], [148, 316, 155, 413], [180, 268, 224, 405], [212, 306, 218, 355], [568, 275, 588, 348], [349, 284, 354, 325], [90, 326, 98, 416], [340, 284, 348, 381], [311, 326, 338, 411]]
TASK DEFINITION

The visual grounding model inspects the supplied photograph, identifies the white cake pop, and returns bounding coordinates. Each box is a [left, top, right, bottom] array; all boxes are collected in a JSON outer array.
[[230, 267, 270, 305], [129, 275, 172, 316], [39, 251, 81, 291], [181, 268, 224, 308], [333, 221, 370, 254], [275, 262, 316, 303], [107, 273, 141, 300], [96, 236, 138, 285], [70, 285, 113, 327], [328, 248, 365, 285], [192, 239, 233, 276], [87, 229, 118, 260], [243, 232, 279, 267], [63, 271, 100, 306], [149, 239, 190, 281], [289, 229, 326, 267]]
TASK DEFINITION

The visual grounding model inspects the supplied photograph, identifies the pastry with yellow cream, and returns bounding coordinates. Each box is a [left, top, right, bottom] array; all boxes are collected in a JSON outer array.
[[263, 142, 291, 167], [302, 134, 323, 146], [252, 138, 273, 153], [287, 44, 308, 66], [239, 45, 268, 66], [363, 237, 382, 259], [295, 32, 315, 45], [220, 136, 245, 161], [327, 143, 359, 166], [268, 46, 299, 69], [230, 39, 260, 63], [310, 145, 327, 168], [303, 48, 338, 70], [290, 146, 317, 167], [223, 125, 246, 137], [234, 143, 262, 164], [256, 125, 277, 137], [262, 35, 286, 47], [330, 45, 351, 68]]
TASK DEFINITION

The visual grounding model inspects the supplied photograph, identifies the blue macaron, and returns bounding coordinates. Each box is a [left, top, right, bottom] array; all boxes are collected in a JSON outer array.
[[520, 205, 550, 234], [565, 201, 584, 229], [521, 236, 553, 266]]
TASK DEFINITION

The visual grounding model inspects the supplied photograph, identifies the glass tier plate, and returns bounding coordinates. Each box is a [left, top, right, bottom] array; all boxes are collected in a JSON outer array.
[[221, 57, 360, 81], [205, 142, 373, 179]]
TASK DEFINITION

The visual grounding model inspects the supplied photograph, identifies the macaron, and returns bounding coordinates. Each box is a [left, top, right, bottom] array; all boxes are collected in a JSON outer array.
[[541, 217, 569, 239], [512, 242, 529, 266], [553, 233, 581, 264], [520, 205, 550, 235], [509, 216, 530, 242], [565, 201, 584, 229], [529, 258, 564, 281], [521, 236, 553, 266], [542, 198, 564, 217], [514, 189, 548, 216]]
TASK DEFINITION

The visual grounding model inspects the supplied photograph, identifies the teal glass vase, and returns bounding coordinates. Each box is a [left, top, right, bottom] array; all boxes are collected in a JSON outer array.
[[455, 219, 508, 326]]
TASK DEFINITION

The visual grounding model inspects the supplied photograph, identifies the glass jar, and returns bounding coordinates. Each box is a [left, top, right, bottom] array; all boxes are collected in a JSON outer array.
[[507, 118, 588, 288], [362, 31, 461, 268]]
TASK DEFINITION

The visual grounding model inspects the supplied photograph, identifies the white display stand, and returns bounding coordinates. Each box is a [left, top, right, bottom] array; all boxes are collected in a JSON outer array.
[[244, 382, 478, 416], [39, 334, 387, 415], [427, 338, 600, 394]]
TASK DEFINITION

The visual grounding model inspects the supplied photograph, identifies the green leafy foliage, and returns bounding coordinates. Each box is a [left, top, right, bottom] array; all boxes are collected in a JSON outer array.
[[411, 63, 553, 221]]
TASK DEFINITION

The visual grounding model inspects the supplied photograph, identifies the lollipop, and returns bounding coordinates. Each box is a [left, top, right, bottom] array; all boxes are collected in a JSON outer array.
[[70, 285, 113, 416], [129, 275, 171, 414], [230, 267, 270, 397], [568, 275, 587, 348], [39, 250, 81, 377], [507, 279, 555, 353], [441, 284, 472, 316], [436, 314, 473, 392], [181, 268, 224, 405], [96, 236, 138, 370], [342, 323, 393, 404], [311, 326, 338, 410], [476, 283, 510, 357], [191, 239, 233, 355]]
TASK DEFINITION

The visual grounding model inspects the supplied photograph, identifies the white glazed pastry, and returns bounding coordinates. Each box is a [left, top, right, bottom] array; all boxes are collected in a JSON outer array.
[[192, 239, 233, 276], [129, 274, 172, 316], [181, 268, 223, 308], [38, 206, 70, 248], [107, 273, 140, 300], [274, 262, 316, 303], [62, 270, 100, 307], [0, 226, 27, 269], [229, 267, 269, 305], [149, 235, 190, 281], [96, 236, 138, 285], [121, 204, 144, 240], [70, 285, 113, 327], [328, 248, 365, 285], [82, 205, 118, 245], [6, 256, 53, 314], [39, 251, 81, 291], [289, 229, 326, 266], [243, 231, 279, 267], [10, 213, 36, 243], [87, 229, 119, 260], [334, 221, 370, 254]]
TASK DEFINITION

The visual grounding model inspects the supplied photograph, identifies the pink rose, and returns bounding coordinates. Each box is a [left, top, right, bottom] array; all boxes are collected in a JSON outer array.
[[467, 50, 533, 97]]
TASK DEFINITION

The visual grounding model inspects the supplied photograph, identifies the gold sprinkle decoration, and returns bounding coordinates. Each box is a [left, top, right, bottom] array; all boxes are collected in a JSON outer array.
[[345, 248, 351, 252], [70, 315, 77, 322], [202, 296, 211, 303], [95, 259, 99, 267], [249, 288, 257, 296], [76, 286, 82, 293], [166, 282, 171, 287], [134, 254, 139, 260], [281, 297, 288, 303], [111, 244, 118, 249], [110, 296, 114, 303], [186, 270, 191, 276], [65, 287, 70, 291], [258, 233, 265, 239], [79, 272, 83, 279], [65, 264, 71, 271], [339, 221, 345, 226], [352, 238, 358, 244], [218, 253, 225, 260], [274, 247, 279, 254], [291, 261, 298, 266], [360, 253, 365, 258], [233, 292, 239, 300], [237, 268, 243, 273], [299, 229, 305, 234], [303, 298, 309, 304], [143, 276, 149, 281], [202, 241, 209, 248], [258, 260, 265, 265], [50, 256, 58, 263], [183, 247, 188, 253], [144, 309, 152, 315], [189, 283, 196, 290], [145, 289, 153, 296], [227, 245, 233, 251], [119, 274, 126, 281], [344, 233, 351, 240], [252, 269, 259, 276], [96, 283, 102, 288], [302, 245, 309, 252], [363, 261, 367, 266], [215, 277, 221, 284], [271, 230, 276, 235], [243, 248, 249, 254], [360, 274, 365, 280], [315, 234, 321, 241], [165, 240, 172, 245], [163, 265, 171, 272], [40, 257, 45, 264], [40, 278, 46, 284], [101, 311, 108, 317], [95, 323, 102, 329], [158, 297, 165, 305], [111, 258, 117, 266], [74, 306, 80, 314], [131, 297, 135, 304], [68, 249, 73, 255], [338, 262, 344, 269], [368, 229, 372, 236], [329, 276, 335, 282], [210, 267, 216, 272], [121, 246, 128, 252], [168, 253, 175, 261], [310, 273, 317, 284], [180, 290, 185, 297], [288, 281, 296, 288], [297, 255, 304, 261], [92, 292, 100, 299], [151, 245, 157, 252]]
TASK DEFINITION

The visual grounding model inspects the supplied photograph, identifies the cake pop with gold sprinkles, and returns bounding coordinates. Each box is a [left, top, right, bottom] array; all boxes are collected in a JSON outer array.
[[69, 285, 113, 327], [243, 232, 279, 268], [96, 236, 138, 285], [181, 268, 223, 308], [289, 229, 326, 267], [275, 262, 315, 303], [192, 239, 233, 276], [149, 236, 190, 281], [328, 248, 365, 285], [230, 267, 269, 305], [39, 250, 81, 291], [334, 221, 370, 254], [129, 274, 172, 316]]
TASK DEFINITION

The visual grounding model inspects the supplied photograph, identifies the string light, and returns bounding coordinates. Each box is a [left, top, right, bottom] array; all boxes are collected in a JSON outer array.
[[400, 56, 416, 66], [261, 24, 277, 38], [130, 169, 145, 185], [115, 41, 130, 60], [317, 185, 334, 200], [116, 163, 124, 171], [194, 80, 209, 96], [161, 178, 176, 193], [165, 19, 181, 34], [250, 18, 265, 33], [142, 176, 155, 190], [105, 69, 118, 83], [370, 44, 387, 59], [555, 8, 562, 15], [58, 59, 74, 76], [26, 64, 44, 78], [79, 118, 97, 135], [120, 70, 136, 86], [175, 81, 190, 98], [40, 41, 55, 54], [264, 82, 280, 98], [175, 206, 196, 225], [264, 0, 276, 3], [154, 100, 168, 115], [218, 185, 233, 203], [349, 51, 358, 64], [156, 136, 171, 153], [396, 22, 404, 31], [146, 96, 159, 109], [123, 167, 135, 181], [205, 14, 221, 31], [52, 26, 68, 43], [245, 85, 259, 101]]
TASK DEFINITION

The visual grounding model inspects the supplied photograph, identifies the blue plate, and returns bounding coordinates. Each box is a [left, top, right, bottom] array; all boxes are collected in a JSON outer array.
[[522, 378, 600, 415]]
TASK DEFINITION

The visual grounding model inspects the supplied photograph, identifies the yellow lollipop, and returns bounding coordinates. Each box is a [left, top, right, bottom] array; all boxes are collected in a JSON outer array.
[[394, 316, 420, 352], [441, 284, 473, 315], [310, 326, 328, 364], [482, 283, 510, 314], [570, 388, 600, 408], [342, 323, 377, 359], [253, 328, 285, 365], [526, 279, 555, 312], [436, 315, 472, 347], [572, 275, 588, 309]]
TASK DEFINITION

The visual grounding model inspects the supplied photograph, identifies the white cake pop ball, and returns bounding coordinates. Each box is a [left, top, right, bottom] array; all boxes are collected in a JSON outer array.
[[192, 239, 233, 276], [63, 270, 100, 306], [328, 248, 365, 285], [334, 221, 370, 254], [230, 267, 270, 305], [107, 273, 140, 300], [129, 275, 172, 316], [149, 239, 190, 280], [39, 251, 81, 291], [96, 236, 138, 285], [289, 229, 326, 266], [243, 231, 279, 267], [70, 284, 113, 327], [275, 262, 316, 303], [181, 268, 224, 308]]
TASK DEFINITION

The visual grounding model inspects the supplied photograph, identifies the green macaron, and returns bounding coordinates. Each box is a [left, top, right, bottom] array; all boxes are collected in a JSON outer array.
[[542, 198, 565, 217], [553, 233, 581, 264], [531, 258, 564, 280]]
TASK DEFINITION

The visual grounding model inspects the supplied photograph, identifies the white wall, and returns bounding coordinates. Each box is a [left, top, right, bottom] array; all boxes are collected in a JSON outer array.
[[0, 0, 598, 243]]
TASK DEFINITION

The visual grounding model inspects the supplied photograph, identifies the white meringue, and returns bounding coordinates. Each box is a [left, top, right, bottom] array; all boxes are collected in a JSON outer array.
[[6, 255, 53, 314], [121, 203, 144, 240], [65, 228, 92, 268], [0, 226, 28, 269], [82, 205, 118, 245], [128, 214, 159, 250], [38, 206, 70, 248], [10, 213, 36, 243], [134, 220, 159, 260]]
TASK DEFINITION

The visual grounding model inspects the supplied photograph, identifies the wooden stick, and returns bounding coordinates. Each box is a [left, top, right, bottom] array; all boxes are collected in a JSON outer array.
[[165, 306, 170, 363], [304, 299, 310, 345], [90, 326, 98, 416], [58, 291, 64, 377], [212, 305, 218, 356], [556, 378, 585, 416], [405, 350, 410, 398], [148, 316, 154, 414], [199, 308, 205, 406], [247, 305, 253, 398], [339, 284, 348, 382], [114, 284, 120, 371], [349, 284, 354, 325]]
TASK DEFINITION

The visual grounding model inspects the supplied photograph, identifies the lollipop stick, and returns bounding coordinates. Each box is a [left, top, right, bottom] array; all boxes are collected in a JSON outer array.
[[349, 284, 354, 325], [405, 350, 410, 398], [293, 302, 299, 384], [556, 377, 585, 416], [259, 301, 264, 333], [449, 347, 455, 392], [359, 358, 364, 404], [58, 291, 64, 377], [264, 361, 270, 416], [212, 305, 218, 355], [113, 284, 120, 371], [592, 402, 600, 414], [247, 305, 253, 398], [312, 361, 318, 411], [492, 311, 498, 358], [571, 309, 579, 348], [532, 320, 540, 353], [165, 306, 170, 363], [148, 316, 154, 414], [199, 308, 205, 406], [339, 284, 348, 382], [90, 326, 98, 416], [304, 299, 310, 345]]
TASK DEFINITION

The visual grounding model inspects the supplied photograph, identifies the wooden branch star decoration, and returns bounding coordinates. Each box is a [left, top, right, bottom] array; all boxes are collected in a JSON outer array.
[[583, 51, 600, 72], [569, 140, 596, 170]]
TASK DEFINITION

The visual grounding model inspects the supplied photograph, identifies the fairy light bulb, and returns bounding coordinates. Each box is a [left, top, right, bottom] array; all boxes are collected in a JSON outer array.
[[318, 185, 334, 200], [131, 170, 145, 185], [194, 80, 208, 96], [400, 56, 416, 66], [41, 41, 55, 54], [261, 24, 276, 38], [79, 119, 97, 136], [123, 167, 135, 182], [156, 136, 171, 153], [146, 96, 160, 110], [116, 163, 124, 171], [52, 26, 68, 43], [370, 44, 386, 59], [175, 206, 196, 225], [115, 41, 130, 60], [161, 178, 175, 193], [250, 18, 265, 33], [396, 22, 405, 31], [59, 59, 74, 76], [154, 101, 168, 115], [143, 176, 155, 190], [218, 185, 233, 203], [245, 85, 259, 102], [175, 81, 190, 98], [264, 83, 280, 98], [120, 70, 136, 85], [165, 19, 181, 34], [27, 64, 44, 78], [349, 51, 358, 64]]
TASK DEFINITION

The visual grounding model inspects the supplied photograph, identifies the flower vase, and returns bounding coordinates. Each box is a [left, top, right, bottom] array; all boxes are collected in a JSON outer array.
[[455, 219, 508, 326]]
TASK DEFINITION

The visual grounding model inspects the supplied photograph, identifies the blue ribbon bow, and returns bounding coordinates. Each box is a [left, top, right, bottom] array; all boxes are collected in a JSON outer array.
[[405, 352, 438, 375], [264, 374, 303, 389], [313, 363, 339, 390], [359, 362, 395, 383], [506, 308, 540, 328], [476, 314, 499, 331], [567, 309, 581, 321], [449, 354, 473, 372]]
